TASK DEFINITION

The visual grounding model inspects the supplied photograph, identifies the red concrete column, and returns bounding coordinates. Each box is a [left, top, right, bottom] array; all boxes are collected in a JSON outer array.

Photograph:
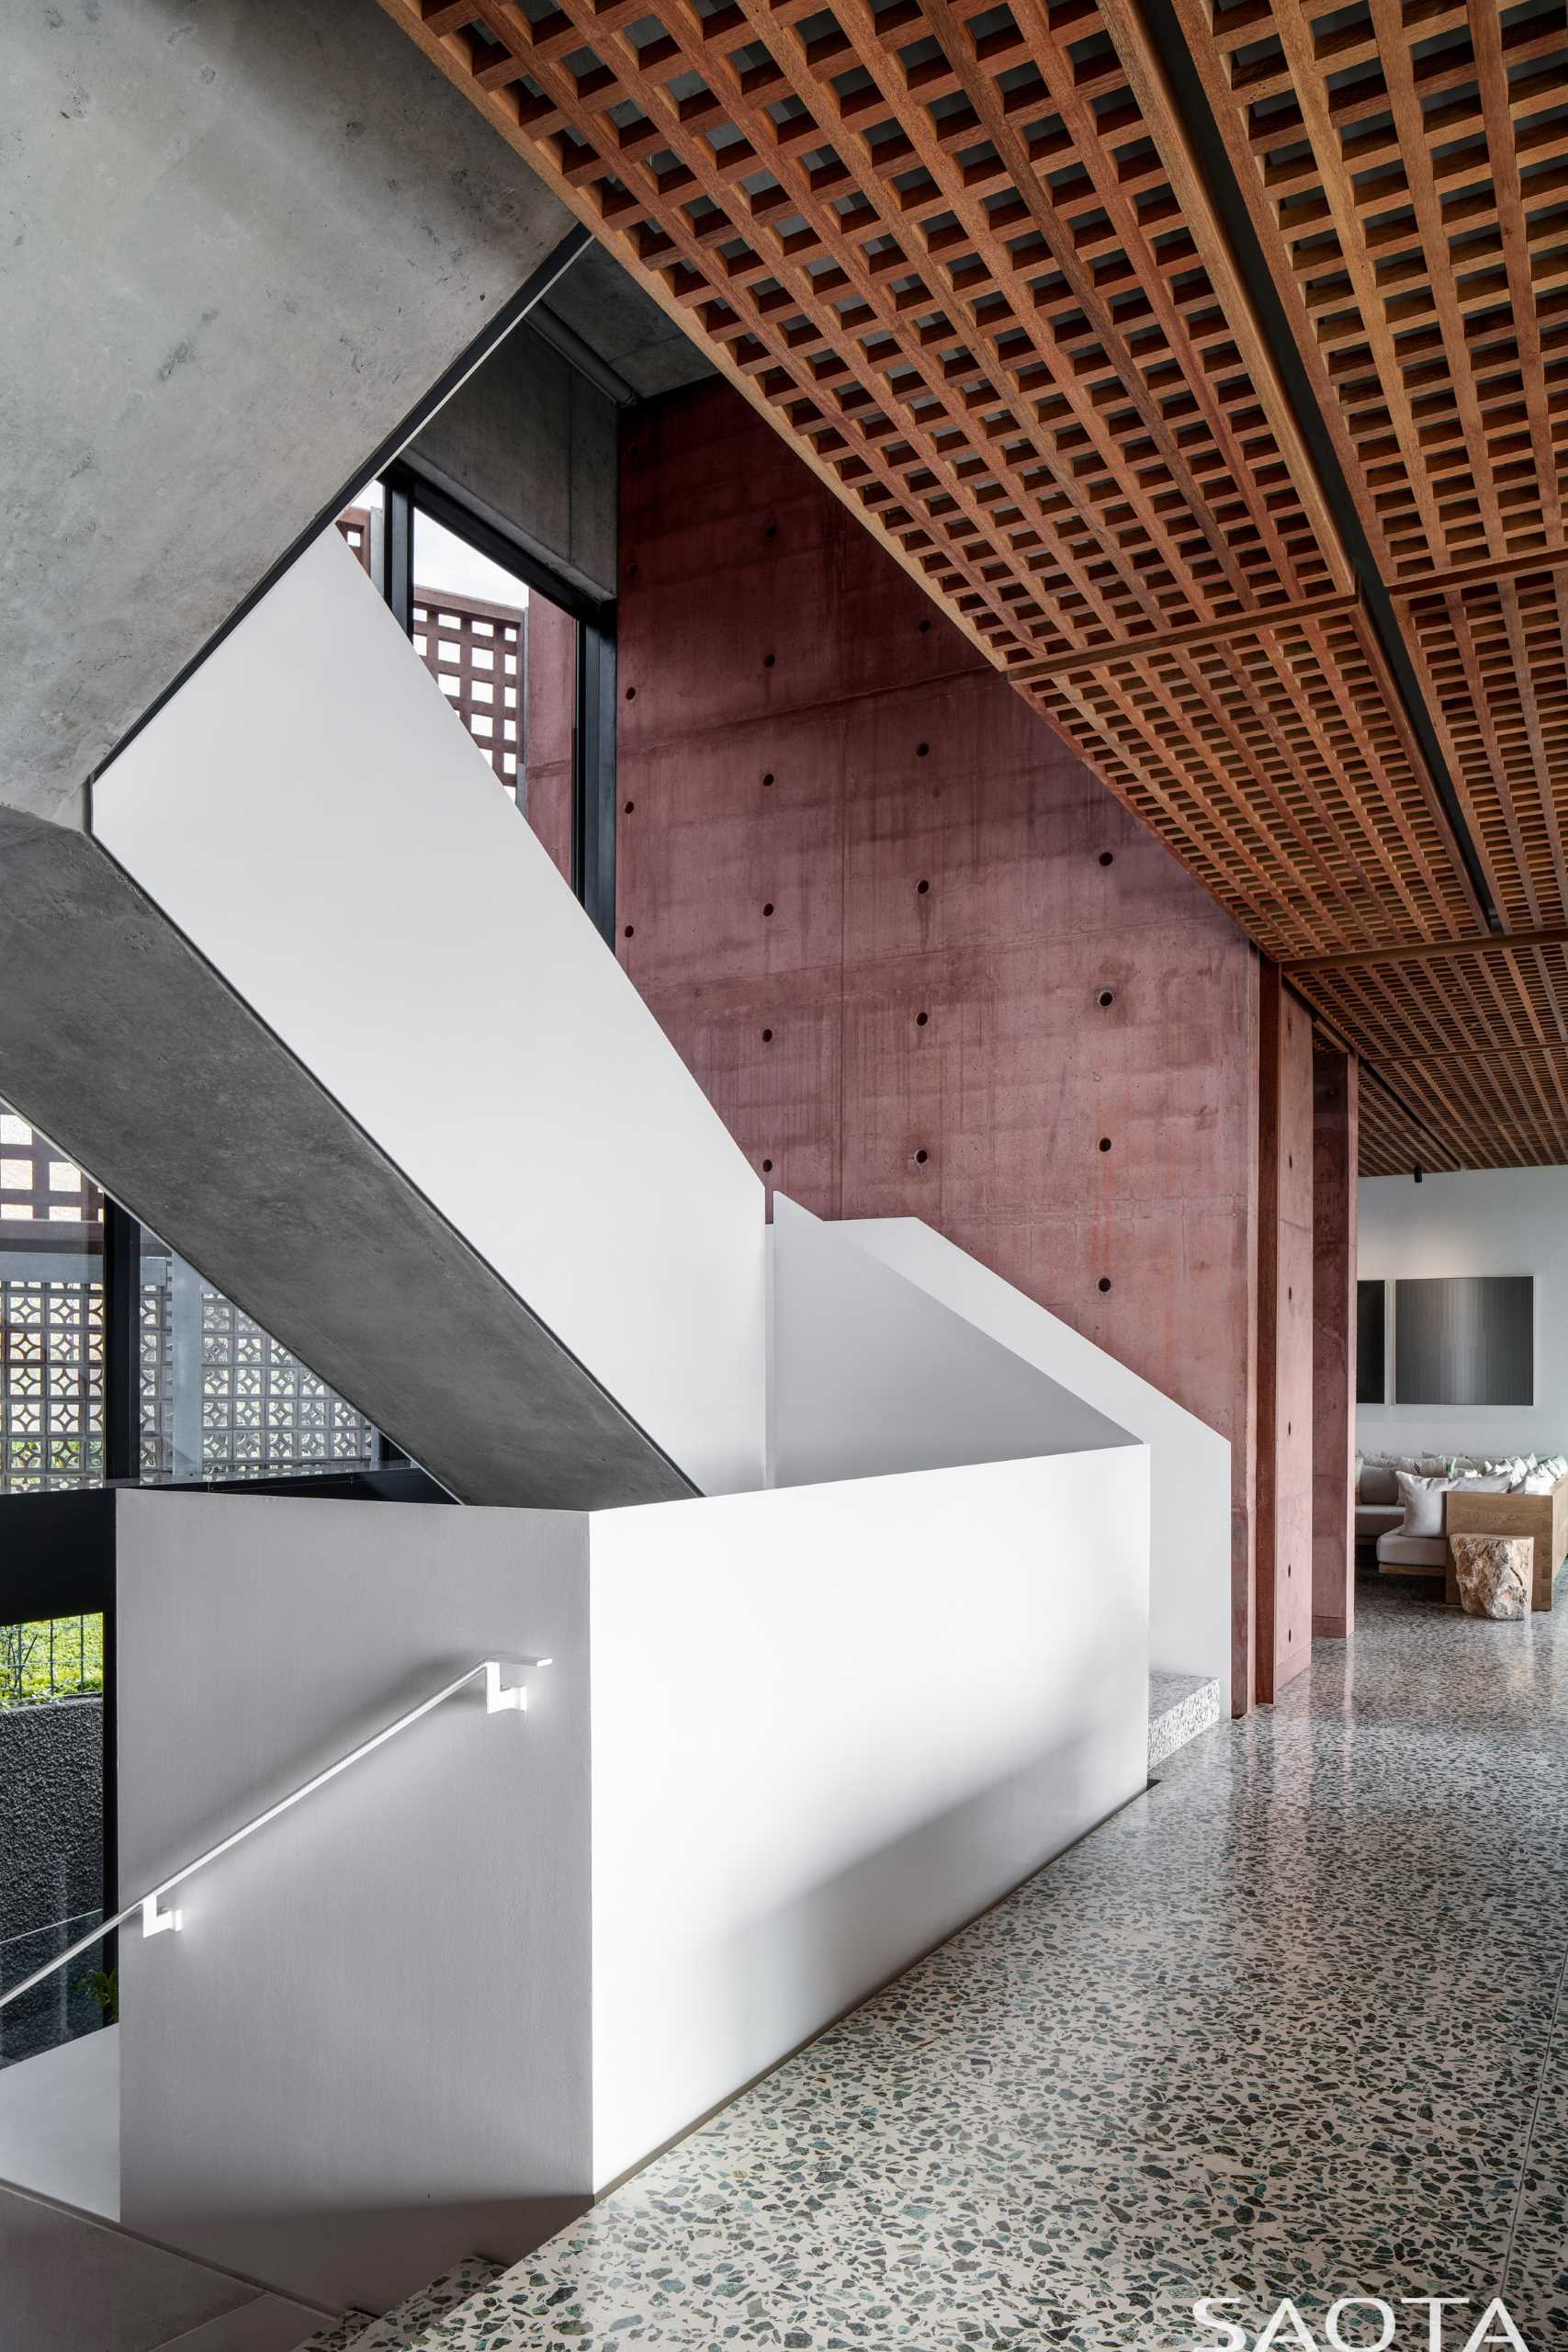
[[522, 595, 576, 885], [1235, 956, 1261, 1718], [1256, 965, 1315, 1701], [1312, 1046, 1359, 1643]]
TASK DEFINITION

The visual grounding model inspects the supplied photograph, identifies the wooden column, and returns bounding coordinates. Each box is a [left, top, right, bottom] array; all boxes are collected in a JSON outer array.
[[1312, 1046, 1359, 1642], [1256, 964, 1314, 1702]]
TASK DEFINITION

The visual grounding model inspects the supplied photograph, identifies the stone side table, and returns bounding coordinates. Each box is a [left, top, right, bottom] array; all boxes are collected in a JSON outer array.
[[1450, 1532, 1534, 1621]]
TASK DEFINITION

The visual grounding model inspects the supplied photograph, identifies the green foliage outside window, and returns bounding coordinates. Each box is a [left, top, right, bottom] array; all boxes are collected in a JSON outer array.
[[74, 1968, 118, 2023], [0, 1615, 104, 1709]]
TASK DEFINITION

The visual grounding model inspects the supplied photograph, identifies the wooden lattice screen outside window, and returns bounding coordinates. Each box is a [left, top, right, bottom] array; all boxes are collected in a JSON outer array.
[[336, 509, 525, 800]]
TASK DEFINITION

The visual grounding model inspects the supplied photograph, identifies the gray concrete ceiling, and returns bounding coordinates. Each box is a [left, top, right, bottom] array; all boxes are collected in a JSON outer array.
[[535, 243, 718, 404], [1, 0, 578, 834]]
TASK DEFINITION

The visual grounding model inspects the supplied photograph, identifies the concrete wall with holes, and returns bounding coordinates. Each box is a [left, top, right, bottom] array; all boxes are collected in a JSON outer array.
[[615, 379, 1260, 1680]]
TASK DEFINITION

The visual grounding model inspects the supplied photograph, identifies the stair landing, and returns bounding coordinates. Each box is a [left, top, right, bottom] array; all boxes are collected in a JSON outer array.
[[1147, 1670, 1222, 1769]]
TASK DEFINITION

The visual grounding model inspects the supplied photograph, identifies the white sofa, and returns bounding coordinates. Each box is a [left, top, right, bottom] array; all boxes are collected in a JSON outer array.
[[1359, 1452, 1568, 1606]]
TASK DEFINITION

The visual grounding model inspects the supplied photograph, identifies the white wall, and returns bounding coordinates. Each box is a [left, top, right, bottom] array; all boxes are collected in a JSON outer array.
[[769, 1196, 1132, 1485], [115, 1490, 594, 2314], [587, 1446, 1149, 2188], [109, 1165, 1165, 2285], [117, 1456, 1148, 2286], [92, 529, 765, 1499], [1359, 1166, 1568, 1460], [840, 1214, 1232, 1711]]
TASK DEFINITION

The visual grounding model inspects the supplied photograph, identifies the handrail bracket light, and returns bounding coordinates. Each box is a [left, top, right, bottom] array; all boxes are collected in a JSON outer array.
[[485, 1657, 551, 1713], [142, 1893, 182, 1939], [0, 1654, 558, 1987]]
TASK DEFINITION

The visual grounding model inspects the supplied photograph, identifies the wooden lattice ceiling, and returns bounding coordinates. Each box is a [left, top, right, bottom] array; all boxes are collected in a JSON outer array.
[[379, 0, 1568, 1172]]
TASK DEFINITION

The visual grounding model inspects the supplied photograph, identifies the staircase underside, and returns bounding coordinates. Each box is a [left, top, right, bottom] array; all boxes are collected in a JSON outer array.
[[0, 4, 708, 1504], [0, 814, 690, 1508]]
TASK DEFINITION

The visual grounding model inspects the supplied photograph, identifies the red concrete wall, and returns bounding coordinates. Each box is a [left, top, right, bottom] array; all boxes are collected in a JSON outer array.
[[522, 594, 575, 886], [1256, 967, 1316, 1700], [617, 379, 1263, 1705], [1313, 1046, 1359, 1645]]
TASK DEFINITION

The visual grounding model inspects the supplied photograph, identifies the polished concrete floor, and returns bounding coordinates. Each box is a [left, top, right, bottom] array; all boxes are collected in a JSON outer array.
[[0, 2178, 331, 2352], [423, 1578, 1568, 2349]]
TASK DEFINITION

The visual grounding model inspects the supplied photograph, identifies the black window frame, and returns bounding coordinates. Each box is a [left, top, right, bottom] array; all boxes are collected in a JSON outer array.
[[377, 458, 618, 947]]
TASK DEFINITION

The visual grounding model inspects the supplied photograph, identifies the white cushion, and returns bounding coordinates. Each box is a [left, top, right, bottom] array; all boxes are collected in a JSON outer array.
[[1378, 1532, 1449, 1569], [1459, 1474, 1512, 1495], [1397, 1471, 1450, 1537], [1521, 1471, 1556, 1495]]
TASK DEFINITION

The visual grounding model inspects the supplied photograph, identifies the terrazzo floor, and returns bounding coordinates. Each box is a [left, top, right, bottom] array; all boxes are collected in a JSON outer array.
[[427, 1580, 1568, 2350]]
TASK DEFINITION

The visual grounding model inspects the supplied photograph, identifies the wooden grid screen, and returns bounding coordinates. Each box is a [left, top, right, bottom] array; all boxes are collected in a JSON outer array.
[[1396, 564, 1568, 933], [333, 513, 527, 796], [413, 591, 525, 796], [378, 0, 1348, 669], [1174, 0, 1568, 590], [337, 506, 376, 575], [374, 0, 1568, 1170], [1029, 605, 1480, 958], [1167, 0, 1568, 1168]]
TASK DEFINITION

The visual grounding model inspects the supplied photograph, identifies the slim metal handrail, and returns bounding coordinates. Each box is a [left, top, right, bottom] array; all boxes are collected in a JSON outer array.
[[0, 1656, 547, 2014]]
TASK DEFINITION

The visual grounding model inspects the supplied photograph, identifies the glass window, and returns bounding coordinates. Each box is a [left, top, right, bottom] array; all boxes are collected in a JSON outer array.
[[139, 1234, 379, 1486], [333, 481, 584, 891], [412, 503, 578, 884], [0, 1611, 108, 2070], [0, 1098, 103, 1494], [0, 1615, 103, 1709], [0, 1097, 379, 1496]]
